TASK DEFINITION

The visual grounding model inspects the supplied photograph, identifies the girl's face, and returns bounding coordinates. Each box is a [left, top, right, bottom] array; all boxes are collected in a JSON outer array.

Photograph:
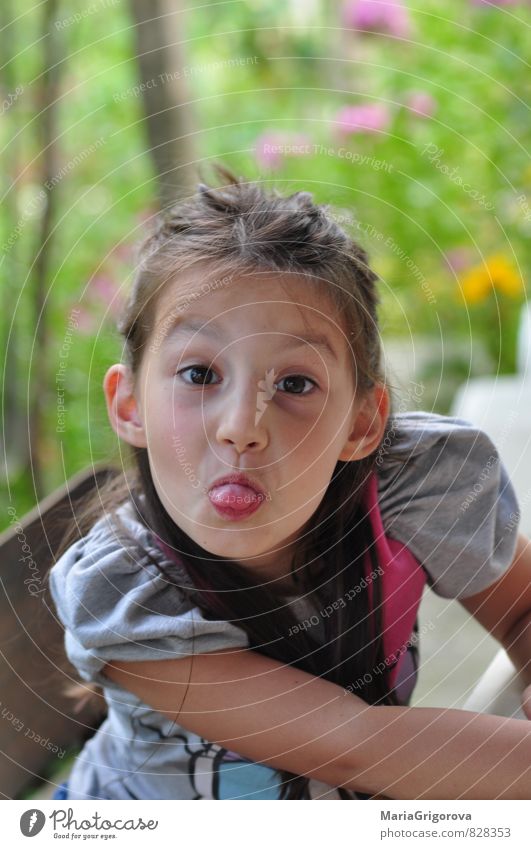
[[104, 268, 388, 589]]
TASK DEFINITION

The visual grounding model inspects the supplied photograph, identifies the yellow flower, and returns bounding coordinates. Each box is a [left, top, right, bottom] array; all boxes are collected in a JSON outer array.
[[459, 254, 523, 304], [460, 266, 491, 304]]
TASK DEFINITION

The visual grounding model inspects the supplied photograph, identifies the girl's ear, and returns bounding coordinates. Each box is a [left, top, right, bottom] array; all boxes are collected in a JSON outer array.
[[338, 384, 389, 462], [103, 364, 147, 448]]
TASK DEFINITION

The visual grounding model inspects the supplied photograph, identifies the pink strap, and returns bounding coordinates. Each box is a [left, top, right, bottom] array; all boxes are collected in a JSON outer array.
[[362, 472, 427, 689]]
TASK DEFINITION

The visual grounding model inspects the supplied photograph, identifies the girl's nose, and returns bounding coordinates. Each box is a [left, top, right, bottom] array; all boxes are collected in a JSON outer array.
[[215, 379, 270, 454]]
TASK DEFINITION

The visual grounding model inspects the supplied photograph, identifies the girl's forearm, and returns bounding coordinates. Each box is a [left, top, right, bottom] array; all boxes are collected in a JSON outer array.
[[103, 648, 531, 799], [502, 610, 531, 689], [346, 705, 531, 799]]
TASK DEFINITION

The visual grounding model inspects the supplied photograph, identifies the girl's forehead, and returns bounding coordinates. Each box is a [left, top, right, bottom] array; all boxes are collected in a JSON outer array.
[[155, 267, 341, 328]]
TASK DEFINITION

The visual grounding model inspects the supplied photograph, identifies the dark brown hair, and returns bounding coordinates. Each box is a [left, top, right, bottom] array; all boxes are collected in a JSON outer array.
[[60, 164, 400, 800]]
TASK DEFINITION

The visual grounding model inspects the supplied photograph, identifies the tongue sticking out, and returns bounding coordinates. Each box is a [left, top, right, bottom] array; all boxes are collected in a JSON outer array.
[[209, 484, 262, 511]]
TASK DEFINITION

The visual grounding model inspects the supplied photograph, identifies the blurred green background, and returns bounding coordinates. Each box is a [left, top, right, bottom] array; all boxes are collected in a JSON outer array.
[[1, 0, 530, 524]]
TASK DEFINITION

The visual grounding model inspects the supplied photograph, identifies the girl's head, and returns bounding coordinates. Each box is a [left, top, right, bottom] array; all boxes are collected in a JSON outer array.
[[103, 166, 389, 588]]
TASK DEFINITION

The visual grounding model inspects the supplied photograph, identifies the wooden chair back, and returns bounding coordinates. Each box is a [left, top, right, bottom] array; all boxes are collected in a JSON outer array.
[[0, 465, 114, 799]]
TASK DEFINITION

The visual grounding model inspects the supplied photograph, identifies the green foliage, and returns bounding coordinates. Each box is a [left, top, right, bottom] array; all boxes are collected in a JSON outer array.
[[1, 0, 530, 523]]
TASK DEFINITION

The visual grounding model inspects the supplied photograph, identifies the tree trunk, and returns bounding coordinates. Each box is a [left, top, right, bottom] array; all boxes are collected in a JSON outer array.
[[0, 1, 30, 483], [27, 0, 63, 498], [128, 0, 196, 209]]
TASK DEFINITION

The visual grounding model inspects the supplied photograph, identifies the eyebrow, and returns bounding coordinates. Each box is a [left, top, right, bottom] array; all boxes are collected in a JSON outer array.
[[160, 318, 339, 362]]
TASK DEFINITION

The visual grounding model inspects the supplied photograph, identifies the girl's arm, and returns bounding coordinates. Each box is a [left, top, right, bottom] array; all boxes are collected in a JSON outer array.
[[460, 532, 531, 718], [102, 648, 531, 799]]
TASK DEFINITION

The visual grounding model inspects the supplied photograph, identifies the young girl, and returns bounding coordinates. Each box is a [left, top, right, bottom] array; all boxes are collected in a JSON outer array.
[[48, 166, 531, 801]]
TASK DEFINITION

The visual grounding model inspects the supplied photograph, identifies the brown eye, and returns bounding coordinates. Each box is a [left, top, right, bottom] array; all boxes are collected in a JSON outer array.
[[276, 375, 316, 395], [177, 365, 220, 386]]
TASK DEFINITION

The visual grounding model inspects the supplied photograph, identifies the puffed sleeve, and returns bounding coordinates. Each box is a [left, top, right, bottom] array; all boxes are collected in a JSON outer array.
[[376, 411, 521, 599], [48, 503, 250, 687]]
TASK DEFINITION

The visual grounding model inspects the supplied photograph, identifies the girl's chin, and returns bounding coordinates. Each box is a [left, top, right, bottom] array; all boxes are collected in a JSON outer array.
[[202, 544, 271, 562], [193, 535, 278, 566]]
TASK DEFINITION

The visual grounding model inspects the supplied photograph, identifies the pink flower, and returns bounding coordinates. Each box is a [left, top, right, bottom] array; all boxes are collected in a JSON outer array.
[[254, 132, 312, 171], [73, 307, 98, 335], [88, 274, 125, 318], [111, 241, 135, 263], [406, 91, 437, 118], [334, 104, 391, 137], [444, 249, 473, 274], [255, 132, 283, 170], [342, 0, 412, 38], [89, 274, 117, 302]]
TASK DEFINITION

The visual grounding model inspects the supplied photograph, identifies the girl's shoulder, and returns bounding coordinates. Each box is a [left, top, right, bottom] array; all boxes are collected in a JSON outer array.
[[375, 410, 520, 599], [376, 408, 507, 478], [47, 500, 250, 687], [377, 409, 489, 461], [48, 496, 183, 607]]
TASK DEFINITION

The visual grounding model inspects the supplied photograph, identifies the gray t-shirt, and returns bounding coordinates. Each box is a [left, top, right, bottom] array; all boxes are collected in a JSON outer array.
[[48, 412, 520, 800]]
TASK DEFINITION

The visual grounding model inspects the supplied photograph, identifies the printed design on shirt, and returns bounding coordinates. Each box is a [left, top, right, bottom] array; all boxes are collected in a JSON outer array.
[[128, 718, 285, 800], [187, 740, 361, 799], [188, 739, 283, 800]]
